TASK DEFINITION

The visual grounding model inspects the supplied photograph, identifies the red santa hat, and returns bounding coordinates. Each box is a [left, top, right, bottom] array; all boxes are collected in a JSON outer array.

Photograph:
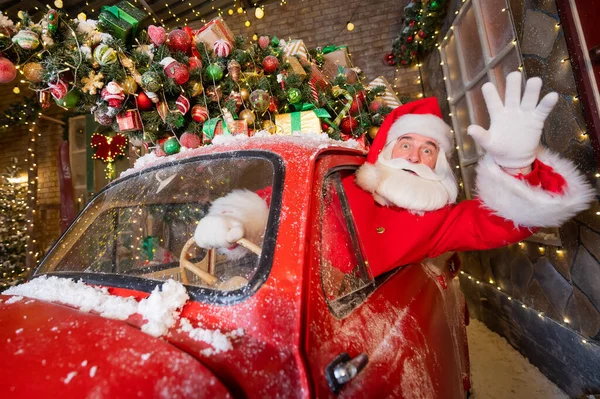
[[367, 97, 453, 164]]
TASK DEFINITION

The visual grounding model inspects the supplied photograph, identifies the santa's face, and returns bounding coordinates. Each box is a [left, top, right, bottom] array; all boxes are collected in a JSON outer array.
[[390, 133, 439, 170]]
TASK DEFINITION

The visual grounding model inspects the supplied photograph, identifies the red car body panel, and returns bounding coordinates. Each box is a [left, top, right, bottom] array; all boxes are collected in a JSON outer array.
[[0, 295, 231, 398], [0, 138, 469, 398]]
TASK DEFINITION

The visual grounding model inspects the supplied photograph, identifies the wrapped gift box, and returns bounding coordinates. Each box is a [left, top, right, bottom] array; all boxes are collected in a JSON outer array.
[[99, 1, 147, 45], [117, 109, 142, 131], [368, 76, 402, 109], [283, 39, 309, 61], [202, 118, 248, 143], [322, 46, 358, 84], [275, 110, 323, 135], [284, 56, 307, 80], [194, 17, 235, 48]]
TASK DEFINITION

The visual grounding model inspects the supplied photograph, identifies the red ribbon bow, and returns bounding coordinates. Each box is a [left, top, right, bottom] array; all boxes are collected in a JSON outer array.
[[91, 133, 128, 162]]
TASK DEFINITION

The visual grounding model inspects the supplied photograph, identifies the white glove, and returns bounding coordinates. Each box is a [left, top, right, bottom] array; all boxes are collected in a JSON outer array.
[[467, 71, 559, 169], [194, 214, 245, 249]]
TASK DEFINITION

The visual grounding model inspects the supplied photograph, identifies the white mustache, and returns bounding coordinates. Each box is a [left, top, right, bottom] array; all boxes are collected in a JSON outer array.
[[377, 157, 443, 181]]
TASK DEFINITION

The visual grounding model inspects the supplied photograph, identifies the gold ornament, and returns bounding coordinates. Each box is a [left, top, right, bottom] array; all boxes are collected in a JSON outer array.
[[189, 81, 204, 97], [23, 62, 44, 83], [239, 109, 256, 125], [262, 120, 277, 134], [368, 126, 379, 140], [240, 87, 250, 101], [121, 76, 138, 95]]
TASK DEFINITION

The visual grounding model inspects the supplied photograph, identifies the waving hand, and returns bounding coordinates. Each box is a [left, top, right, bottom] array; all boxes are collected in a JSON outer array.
[[467, 71, 559, 169]]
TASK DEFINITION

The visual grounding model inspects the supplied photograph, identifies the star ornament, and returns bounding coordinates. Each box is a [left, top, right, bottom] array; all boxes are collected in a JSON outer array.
[[91, 133, 127, 163]]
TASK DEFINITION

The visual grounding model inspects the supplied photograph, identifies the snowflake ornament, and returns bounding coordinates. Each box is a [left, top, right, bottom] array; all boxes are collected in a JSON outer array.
[[81, 71, 104, 94]]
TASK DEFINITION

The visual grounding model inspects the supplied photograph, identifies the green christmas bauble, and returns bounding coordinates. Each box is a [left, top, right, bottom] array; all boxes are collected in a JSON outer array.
[[205, 63, 224, 81], [55, 89, 80, 109], [93, 44, 117, 66], [430, 1, 439, 10], [163, 137, 181, 155], [141, 71, 161, 92], [287, 88, 302, 104], [249, 89, 270, 112], [270, 36, 280, 47], [173, 113, 185, 128]]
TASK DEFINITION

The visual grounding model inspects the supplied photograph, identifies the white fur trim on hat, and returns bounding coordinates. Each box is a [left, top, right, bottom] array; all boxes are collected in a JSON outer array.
[[387, 114, 454, 154], [475, 148, 596, 227]]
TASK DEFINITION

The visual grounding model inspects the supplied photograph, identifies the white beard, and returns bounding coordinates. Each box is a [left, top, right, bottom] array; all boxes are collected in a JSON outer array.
[[356, 152, 458, 213]]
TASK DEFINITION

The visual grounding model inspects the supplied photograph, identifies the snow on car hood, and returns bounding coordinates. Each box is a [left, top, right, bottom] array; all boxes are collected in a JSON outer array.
[[0, 288, 232, 398], [3, 276, 242, 355]]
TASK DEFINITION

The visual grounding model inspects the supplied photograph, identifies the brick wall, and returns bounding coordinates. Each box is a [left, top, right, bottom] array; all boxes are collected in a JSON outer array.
[[0, 83, 66, 257], [188, 0, 419, 99]]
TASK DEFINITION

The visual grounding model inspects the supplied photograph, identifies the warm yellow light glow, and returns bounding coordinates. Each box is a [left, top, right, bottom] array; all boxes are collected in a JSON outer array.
[[255, 7, 264, 19], [245, 20, 251, 27], [13, 87, 20, 94], [228, 9, 234, 15], [346, 21, 354, 31], [78, 12, 87, 21], [252, 34, 258, 41], [237, 7, 243, 14]]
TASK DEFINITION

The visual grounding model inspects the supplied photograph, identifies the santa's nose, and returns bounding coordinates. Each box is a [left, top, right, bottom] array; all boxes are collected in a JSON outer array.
[[406, 150, 420, 163]]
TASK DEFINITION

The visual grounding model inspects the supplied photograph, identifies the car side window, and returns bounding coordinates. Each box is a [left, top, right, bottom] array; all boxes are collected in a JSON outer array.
[[321, 169, 373, 318]]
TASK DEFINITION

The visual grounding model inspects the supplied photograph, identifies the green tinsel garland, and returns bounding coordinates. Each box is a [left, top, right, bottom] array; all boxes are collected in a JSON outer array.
[[391, 0, 448, 66]]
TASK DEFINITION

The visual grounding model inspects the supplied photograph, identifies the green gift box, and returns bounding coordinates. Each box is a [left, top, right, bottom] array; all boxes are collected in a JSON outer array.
[[99, 1, 147, 44]]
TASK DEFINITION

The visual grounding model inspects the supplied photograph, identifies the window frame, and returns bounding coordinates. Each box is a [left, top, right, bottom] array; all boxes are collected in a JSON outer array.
[[33, 150, 285, 305], [319, 166, 375, 319], [439, 0, 522, 198]]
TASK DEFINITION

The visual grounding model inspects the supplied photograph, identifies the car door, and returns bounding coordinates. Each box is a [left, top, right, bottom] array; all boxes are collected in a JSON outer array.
[[303, 153, 468, 398]]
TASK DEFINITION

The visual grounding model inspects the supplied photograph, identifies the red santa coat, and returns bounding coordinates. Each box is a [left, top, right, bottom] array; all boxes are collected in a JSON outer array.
[[341, 159, 566, 277], [333, 97, 593, 278]]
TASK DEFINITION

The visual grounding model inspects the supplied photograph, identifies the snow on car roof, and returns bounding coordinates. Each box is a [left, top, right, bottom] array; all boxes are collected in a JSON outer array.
[[120, 131, 366, 179]]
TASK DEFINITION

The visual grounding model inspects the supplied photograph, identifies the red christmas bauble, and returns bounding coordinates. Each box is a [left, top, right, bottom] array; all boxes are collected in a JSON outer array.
[[191, 105, 209, 123], [163, 58, 190, 85], [340, 116, 358, 135], [0, 56, 16, 84], [136, 91, 153, 111], [167, 29, 192, 54], [213, 39, 232, 58], [188, 56, 202, 70], [349, 96, 363, 115], [321, 122, 330, 131], [407, 35, 414, 43], [176, 95, 191, 114], [369, 98, 385, 113], [409, 20, 416, 27], [384, 52, 397, 66], [268, 97, 278, 113], [262, 55, 279, 74], [418, 30, 425, 38], [356, 90, 367, 104], [180, 132, 202, 149]]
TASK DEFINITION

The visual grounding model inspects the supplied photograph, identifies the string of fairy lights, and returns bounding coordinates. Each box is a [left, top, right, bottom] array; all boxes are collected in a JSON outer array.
[[458, 262, 597, 346]]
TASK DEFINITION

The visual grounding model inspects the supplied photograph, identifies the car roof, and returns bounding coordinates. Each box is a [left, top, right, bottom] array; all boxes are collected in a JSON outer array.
[[120, 133, 367, 180]]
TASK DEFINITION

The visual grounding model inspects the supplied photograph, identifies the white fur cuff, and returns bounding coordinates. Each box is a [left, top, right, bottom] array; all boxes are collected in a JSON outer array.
[[475, 149, 596, 227]]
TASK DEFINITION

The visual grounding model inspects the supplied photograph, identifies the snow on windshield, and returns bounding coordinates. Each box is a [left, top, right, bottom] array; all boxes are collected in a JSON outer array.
[[4, 276, 242, 355], [121, 131, 364, 178]]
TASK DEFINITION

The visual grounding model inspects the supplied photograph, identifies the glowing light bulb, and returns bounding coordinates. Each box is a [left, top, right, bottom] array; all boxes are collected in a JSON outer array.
[[346, 21, 355, 31], [255, 7, 264, 19]]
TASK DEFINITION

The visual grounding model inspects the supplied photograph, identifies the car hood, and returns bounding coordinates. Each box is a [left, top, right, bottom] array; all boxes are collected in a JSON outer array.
[[0, 295, 231, 398]]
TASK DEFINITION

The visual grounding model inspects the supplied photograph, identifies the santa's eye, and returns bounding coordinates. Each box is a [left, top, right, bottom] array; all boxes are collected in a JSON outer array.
[[401, 143, 410, 149]]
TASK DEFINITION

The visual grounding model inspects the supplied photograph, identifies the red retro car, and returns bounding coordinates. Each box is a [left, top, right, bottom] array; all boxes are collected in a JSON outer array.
[[0, 136, 470, 398]]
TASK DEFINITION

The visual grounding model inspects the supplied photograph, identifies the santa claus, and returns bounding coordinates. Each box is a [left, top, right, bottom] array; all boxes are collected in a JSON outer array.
[[194, 72, 595, 277]]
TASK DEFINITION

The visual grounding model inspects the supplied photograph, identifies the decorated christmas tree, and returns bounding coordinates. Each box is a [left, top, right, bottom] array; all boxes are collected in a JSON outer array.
[[0, 159, 28, 287], [0, 2, 403, 155]]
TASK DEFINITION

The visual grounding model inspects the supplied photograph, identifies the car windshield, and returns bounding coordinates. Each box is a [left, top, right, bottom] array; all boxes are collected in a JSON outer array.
[[36, 152, 280, 300]]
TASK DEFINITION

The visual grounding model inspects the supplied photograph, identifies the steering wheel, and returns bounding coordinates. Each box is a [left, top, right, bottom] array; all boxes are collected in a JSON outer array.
[[178, 236, 262, 287]]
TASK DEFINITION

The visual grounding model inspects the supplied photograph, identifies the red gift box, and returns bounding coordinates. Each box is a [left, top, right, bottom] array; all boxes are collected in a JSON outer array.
[[117, 110, 142, 132]]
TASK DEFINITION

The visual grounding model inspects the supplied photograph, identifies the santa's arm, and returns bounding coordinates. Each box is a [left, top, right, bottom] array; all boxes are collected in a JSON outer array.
[[428, 156, 593, 257], [193, 188, 271, 259], [429, 72, 595, 256]]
